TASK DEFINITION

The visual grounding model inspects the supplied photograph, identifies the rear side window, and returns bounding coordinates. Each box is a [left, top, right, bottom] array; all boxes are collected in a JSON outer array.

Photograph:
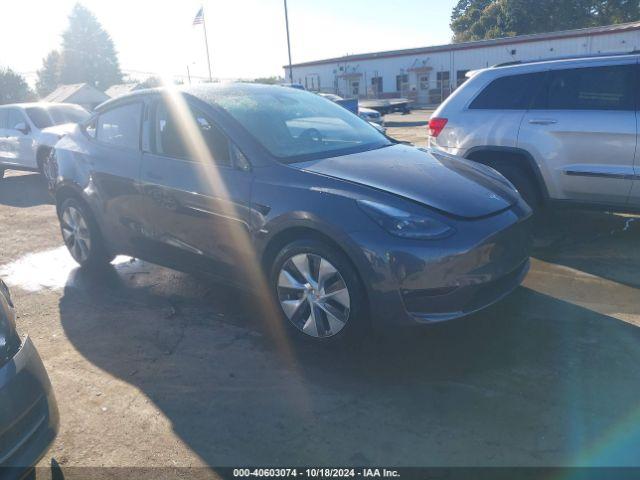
[[469, 72, 545, 110], [96, 103, 142, 150], [536, 65, 635, 111]]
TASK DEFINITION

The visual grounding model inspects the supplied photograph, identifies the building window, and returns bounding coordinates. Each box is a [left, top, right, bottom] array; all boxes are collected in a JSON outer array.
[[351, 81, 360, 96], [456, 70, 469, 87], [436, 71, 450, 90], [396, 74, 408, 92]]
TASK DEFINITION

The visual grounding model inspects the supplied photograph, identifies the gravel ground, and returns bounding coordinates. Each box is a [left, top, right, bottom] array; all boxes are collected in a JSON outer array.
[[1, 116, 639, 478]]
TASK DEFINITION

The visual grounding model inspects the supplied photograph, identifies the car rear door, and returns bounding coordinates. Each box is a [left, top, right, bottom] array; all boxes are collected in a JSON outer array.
[[138, 97, 254, 281], [518, 60, 637, 206], [84, 101, 145, 253]]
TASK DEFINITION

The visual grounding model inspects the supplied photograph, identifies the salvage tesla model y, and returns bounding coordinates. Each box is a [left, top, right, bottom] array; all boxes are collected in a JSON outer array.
[[50, 84, 532, 345]]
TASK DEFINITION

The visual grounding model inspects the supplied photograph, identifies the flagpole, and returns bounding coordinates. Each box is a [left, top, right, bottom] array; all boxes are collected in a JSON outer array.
[[284, 0, 293, 83], [202, 6, 213, 82]]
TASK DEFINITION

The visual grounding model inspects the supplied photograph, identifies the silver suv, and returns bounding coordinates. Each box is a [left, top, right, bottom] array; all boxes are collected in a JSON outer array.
[[428, 54, 640, 211], [0, 102, 89, 179]]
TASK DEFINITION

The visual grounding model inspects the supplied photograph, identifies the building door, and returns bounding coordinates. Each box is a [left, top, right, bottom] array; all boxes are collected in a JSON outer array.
[[396, 74, 409, 97], [371, 76, 383, 98], [348, 79, 361, 98], [416, 73, 430, 105]]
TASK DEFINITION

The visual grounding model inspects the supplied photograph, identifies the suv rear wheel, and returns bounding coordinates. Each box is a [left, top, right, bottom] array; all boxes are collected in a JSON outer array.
[[495, 163, 541, 211]]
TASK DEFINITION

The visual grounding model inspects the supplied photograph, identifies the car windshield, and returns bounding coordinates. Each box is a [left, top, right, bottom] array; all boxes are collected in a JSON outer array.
[[214, 89, 391, 162], [26, 105, 90, 129]]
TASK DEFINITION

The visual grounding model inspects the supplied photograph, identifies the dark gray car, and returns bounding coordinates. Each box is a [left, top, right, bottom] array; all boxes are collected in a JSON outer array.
[[0, 279, 59, 478], [49, 84, 532, 345]]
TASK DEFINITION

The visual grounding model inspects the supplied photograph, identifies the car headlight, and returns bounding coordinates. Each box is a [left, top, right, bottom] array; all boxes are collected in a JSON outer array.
[[357, 200, 454, 240]]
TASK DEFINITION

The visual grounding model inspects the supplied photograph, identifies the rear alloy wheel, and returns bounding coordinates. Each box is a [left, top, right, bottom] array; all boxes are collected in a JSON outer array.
[[59, 198, 112, 269], [272, 239, 368, 344]]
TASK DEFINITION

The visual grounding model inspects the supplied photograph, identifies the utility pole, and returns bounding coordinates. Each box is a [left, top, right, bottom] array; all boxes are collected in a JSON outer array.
[[284, 0, 293, 83], [186, 64, 192, 85]]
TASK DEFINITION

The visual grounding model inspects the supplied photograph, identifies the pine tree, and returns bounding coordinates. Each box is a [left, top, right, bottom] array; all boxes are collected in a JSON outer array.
[[36, 50, 61, 97], [58, 3, 123, 90]]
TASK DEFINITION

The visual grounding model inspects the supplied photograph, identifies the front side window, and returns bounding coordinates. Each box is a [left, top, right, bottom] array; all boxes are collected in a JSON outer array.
[[538, 65, 635, 111], [154, 101, 231, 166], [469, 72, 546, 110], [7, 109, 25, 130], [213, 88, 390, 163], [96, 103, 142, 149]]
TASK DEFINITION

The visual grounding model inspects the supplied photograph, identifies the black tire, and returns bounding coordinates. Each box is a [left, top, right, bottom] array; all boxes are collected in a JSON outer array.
[[58, 197, 114, 269], [493, 164, 542, 211], [270, 238, 369, 346]]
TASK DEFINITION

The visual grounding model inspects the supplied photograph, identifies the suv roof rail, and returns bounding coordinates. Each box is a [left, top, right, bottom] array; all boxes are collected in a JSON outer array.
[[490, 50, 640, 68]]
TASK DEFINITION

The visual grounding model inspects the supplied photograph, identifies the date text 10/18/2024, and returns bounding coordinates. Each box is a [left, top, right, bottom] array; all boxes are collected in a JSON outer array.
[[232, 469, 401, 478]]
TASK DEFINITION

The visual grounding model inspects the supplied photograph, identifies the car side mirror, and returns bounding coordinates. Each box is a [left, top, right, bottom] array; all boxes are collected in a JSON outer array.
[[14, 122, 30, 135]]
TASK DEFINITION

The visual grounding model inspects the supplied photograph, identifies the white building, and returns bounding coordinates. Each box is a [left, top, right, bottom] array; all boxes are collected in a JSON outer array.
[[285, 21, 640, 106]]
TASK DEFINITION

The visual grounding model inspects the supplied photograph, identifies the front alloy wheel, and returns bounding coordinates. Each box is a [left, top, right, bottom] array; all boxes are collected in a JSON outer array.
[[61, 205, 92, 264], [277, 253, 351, 338]]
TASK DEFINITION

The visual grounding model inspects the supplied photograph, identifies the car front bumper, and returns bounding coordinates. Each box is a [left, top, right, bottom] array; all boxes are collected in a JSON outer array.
[[0, 336, 59, 478], [348, 201, 533, 327]]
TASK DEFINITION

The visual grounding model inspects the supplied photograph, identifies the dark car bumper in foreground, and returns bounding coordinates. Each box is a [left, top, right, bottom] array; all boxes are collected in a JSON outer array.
[[0, 336, 58, 479], [348, 203, 533, 327]]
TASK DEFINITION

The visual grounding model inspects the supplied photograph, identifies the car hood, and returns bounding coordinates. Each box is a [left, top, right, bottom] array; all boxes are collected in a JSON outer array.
[[39, 123, 79, 148], [42, 123, 78, 137], [295, 144, 520, 219]]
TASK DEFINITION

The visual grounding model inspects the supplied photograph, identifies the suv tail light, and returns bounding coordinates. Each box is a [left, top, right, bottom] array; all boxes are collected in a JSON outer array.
[[428, 117, 448, 138]]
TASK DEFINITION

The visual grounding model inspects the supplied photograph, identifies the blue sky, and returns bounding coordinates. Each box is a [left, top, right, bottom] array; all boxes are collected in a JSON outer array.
[[0, 0, 458, 83]]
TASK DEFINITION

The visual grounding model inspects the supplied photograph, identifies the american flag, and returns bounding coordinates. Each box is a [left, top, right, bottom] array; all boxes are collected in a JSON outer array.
[[193, 7, 204, 25]]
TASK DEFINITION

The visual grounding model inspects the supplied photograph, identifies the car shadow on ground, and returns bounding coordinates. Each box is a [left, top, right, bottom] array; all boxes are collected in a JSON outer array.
[[55, 209, 640, 467], [0, 173, 53, 208], [532, 209, 640, 289]]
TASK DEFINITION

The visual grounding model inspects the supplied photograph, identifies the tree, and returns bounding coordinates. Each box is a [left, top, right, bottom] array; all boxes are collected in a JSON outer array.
[[36, 50, 61, 97], [58, 3, 122, 90], [0, 68, 34, 104], [251, 76, 284, 85], [451, 0, 640, 42]]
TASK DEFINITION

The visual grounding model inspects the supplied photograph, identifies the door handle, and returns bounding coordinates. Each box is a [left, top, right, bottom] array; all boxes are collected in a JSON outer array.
[[528, 119, 557, 125]]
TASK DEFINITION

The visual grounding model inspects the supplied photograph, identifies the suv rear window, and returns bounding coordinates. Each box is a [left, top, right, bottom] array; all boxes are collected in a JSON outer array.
[[535, 65, 635, 111], [469, 72, 545, 110]]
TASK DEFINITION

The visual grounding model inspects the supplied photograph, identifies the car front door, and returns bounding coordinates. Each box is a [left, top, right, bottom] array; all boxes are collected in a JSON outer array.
[[2, 108, 36, 169], [518, 61, 637, 206], [139, 98, 254, 282]]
